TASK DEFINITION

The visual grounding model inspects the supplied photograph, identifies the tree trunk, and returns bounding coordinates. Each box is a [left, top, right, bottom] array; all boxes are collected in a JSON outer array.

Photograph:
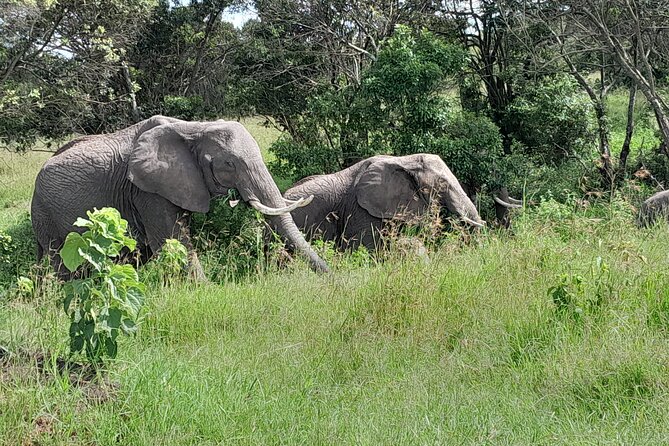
[[122, 62, 140, 123], [594, 102, 613, 186], [650, 98, 669, 154], [184, 8, 222, 96], [619, 84, 637, 172]]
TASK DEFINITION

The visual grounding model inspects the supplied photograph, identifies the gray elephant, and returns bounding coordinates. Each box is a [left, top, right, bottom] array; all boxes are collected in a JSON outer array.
[[282, 154, 486, 251], [31, 116, 329, 277], [638, 190, 669, 227]]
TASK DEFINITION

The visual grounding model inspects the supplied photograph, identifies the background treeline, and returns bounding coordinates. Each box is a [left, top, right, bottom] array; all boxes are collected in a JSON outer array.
[[2, 0, 669, 214]]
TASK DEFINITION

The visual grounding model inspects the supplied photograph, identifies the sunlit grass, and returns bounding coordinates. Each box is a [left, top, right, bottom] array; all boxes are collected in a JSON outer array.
[[0, 150, 50, 229], [3, 211, 669, 444]]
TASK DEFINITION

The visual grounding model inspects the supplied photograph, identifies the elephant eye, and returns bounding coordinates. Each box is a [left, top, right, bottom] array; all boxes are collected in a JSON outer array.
[[224, 160, 234, 169]]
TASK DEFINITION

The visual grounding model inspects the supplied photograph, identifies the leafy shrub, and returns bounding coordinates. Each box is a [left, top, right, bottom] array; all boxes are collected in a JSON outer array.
[[310, 239, 374, 269], [268, 26, 471, 181], [191, 193, 274, 281], [60, 207, 145, 365], [142, 238, 189, 285], [0, 213, 38, 292], [162, 95, 207, 120], [548, 258, 610, 326], [426, 111, 504, 190], [533, 193, 576, 221], [155, 239, 188, 277], [269, 137, 342, 181], [509, 74, 596, 163]]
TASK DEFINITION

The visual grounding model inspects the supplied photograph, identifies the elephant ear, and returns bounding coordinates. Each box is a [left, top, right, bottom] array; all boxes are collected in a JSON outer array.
[[356, 158, 426, 220], [127, 122, 210, 213]]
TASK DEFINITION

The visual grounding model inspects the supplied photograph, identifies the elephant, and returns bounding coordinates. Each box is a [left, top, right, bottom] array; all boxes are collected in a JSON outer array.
[[281, 153, 487, 251], [638, 190, 669, 227], [31, 115, 329, 277]]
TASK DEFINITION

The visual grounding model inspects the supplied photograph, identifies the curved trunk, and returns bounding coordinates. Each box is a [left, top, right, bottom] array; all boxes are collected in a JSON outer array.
[[243, 166, 329, 273], [270, 213, 329, 272]]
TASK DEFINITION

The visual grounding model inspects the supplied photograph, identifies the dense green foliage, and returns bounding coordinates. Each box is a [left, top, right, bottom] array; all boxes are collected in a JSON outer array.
[[60, 208, 145, 364], [269, 26, 504, 194], [509, 75, 595, 163]]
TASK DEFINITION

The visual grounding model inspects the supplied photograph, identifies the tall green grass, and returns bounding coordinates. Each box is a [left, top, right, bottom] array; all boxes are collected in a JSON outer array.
[[3, 207, 669, 444]]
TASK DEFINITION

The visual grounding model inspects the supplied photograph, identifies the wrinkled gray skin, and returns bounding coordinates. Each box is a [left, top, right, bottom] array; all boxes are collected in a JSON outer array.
[[31, 116, 329, 276], [283, 154, 485, 250], [638, 190, 669, 227]]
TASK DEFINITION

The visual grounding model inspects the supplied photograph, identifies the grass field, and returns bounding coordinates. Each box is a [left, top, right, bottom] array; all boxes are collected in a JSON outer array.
[[2, 113, 669, 444]]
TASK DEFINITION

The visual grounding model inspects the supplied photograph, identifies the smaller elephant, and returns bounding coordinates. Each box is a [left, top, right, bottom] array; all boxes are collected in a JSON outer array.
[[638, 190, 669, 226], [282, 154, 486, 251]]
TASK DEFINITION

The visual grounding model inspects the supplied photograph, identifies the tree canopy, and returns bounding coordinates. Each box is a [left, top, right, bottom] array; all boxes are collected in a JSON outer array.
[[2, 0, 669, 199]]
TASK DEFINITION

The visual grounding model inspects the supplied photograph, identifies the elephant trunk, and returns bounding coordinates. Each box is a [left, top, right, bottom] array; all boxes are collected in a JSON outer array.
[[270, 213, 330, 272], [441, 187, 485, 228], [241, 165, 330, 273]]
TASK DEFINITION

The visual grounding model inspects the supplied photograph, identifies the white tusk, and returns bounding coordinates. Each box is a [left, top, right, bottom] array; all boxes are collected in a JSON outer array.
[[494, 196, 522, 209], [284, 195, 313, 208], [506, 196, 523, 205], [249, 195, 313, 216], [461, 216, 485, 228], [229, 199, 240, 208]]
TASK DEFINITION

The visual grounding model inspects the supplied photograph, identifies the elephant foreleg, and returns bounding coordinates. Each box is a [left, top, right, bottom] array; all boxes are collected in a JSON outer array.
[[137, 195, 208, 282], [174, 215, 207, 282]]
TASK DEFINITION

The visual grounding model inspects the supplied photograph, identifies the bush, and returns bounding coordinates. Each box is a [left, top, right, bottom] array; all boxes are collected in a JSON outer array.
[[429, 111, 504, 191], [268, 26, 471, 181], [60, 207, 145, 365], [191, 193, 273, 281], [509, 75, 596, 163], [0, 213, 38, 293], [269, 137, 342, 181], [162, 95, 208, 120], [141, 238, 189, 286]]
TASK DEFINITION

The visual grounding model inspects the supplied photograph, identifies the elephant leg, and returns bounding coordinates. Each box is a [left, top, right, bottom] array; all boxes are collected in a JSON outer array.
[[173, 214, 207, 282], [136, 195, 207, 282]]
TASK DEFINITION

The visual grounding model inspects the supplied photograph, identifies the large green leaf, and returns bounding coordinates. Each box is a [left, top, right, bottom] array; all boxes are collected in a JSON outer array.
[[125, 286, 145, 317], [79, 250, 103, 272], [106, 307, 122, 330], [60, 232, 86, 272]]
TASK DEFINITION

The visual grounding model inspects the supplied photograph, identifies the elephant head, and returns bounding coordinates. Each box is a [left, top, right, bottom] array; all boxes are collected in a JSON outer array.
[[355, 154, 485, 228], [638, 189, 669, 227], [126, 120, 329, 272]]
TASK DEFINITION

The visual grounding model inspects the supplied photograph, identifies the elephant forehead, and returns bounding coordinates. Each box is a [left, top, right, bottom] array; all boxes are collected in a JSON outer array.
[[204, 122, 258, 149]]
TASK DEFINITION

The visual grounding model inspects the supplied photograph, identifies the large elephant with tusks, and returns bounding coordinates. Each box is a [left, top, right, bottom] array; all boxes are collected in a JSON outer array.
[[31, 116, 329, 277]]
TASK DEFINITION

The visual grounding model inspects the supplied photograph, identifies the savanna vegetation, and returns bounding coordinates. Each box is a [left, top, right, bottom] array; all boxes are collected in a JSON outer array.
[[3, 0, 669, 444]]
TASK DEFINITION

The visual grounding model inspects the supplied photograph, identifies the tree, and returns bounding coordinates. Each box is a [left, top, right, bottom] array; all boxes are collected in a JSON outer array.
[[130, 0, 240, 118], [270, 26, 505, 199], [0, 0, 157, 149], [511, 0, 669, 161], [234, 0, 436, 133]]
